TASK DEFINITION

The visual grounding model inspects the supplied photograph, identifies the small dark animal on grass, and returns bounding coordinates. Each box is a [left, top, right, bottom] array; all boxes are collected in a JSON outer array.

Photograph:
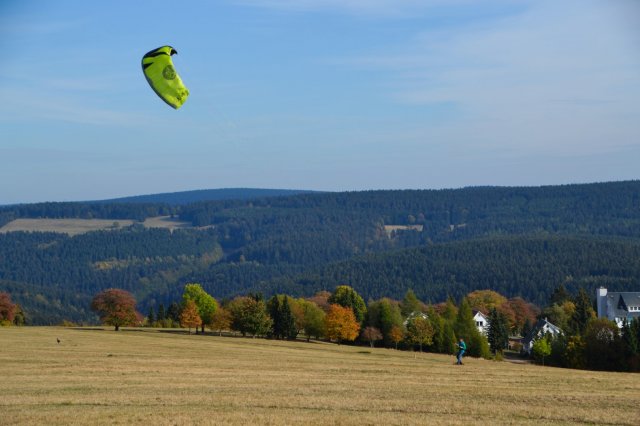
[[57, 338, 60, 344]]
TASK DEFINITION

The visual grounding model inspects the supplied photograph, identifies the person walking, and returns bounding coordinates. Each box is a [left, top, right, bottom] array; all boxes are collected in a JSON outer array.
[[456, 338, 466, 365]]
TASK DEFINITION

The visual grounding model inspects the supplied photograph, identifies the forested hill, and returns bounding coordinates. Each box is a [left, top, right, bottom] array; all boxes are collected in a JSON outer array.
[[95, 188, 317, 205], [1, 180, 639, 324], [245, 236, 640, 307]]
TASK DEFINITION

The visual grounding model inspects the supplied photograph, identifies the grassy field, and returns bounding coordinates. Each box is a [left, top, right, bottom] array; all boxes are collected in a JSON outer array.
[[1, 327, 638, 425], [0, 216, 193, 236]]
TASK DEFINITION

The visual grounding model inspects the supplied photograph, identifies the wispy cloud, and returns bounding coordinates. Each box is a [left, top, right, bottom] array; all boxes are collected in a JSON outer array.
[[336, 0, 640, 155]]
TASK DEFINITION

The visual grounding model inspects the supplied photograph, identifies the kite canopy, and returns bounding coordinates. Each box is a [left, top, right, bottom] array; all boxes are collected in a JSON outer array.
[[141, 46, 189, 109]]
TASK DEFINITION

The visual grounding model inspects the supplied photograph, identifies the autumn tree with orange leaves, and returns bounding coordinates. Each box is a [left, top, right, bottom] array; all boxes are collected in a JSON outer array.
[[180, 299, 202, 334], [324, 304, 360, 344], [91, 289, 140, 331]]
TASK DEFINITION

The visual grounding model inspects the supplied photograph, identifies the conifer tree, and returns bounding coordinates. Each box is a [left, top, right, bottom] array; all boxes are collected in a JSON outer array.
[[157, 304, 166, 321], [281, 296, 297, 340], [487, 307, 509, 354], [268, 295, 282, 338], [400, 289, 421, 317], [455, 297, 489, 358], [570, 288, 595, 335], [550, 284, 571, 305], [147, 306, 155, 325], [621, 319, 638, 358]]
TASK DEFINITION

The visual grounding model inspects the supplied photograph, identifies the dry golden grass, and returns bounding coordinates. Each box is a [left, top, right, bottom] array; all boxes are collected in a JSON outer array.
[[1, 327, 638, 425]]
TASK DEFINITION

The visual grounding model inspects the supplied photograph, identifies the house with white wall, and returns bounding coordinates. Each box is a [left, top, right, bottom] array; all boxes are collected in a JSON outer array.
[[403, 311, 428, 327], [522, 318, 562, 354], [596, 287, 640, 328], [472, 310, 489, 335]]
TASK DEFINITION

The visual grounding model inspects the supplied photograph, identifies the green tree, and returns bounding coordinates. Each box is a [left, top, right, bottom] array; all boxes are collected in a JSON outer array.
[[228, 296, 272, 338], [441, 297, 458, 322], [182, 283, 218, 334], [442, 322, 457, 355], [454, 298, 476, 341], [400, 289, 422, 318], [299, 299, 325, 341], [565, 335, 586, 369], [584, 318, 623, 371], [541, 301, 574, 332], [455, 297, 489, 358], [268, 295, 282, 338], [157, 304, 166, 321], [13, 304, 26, 326], [532, 337, 552, 365], [570, 288, 595, 335], [167, 302, 181, 324], [367, 298, 403, 347], [621, 319, 638, 356], [487, 307, 509, 354], [406, 316, 435, 352], [550, 284, 571, 305], [427, 307, 446, 353], [91, 289, 139, 331], [147, 306, 156, 326], [328, 285, 367, 323], [280, 296, 297, 339], [268, 295, 297, 340]]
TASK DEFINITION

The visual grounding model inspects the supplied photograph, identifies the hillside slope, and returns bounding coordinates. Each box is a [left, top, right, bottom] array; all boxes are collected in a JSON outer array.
[[1, 180, 639, 324]]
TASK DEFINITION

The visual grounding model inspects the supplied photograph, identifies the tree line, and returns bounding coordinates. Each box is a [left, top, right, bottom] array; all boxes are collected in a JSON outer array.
[[2, 180, 640, 325]]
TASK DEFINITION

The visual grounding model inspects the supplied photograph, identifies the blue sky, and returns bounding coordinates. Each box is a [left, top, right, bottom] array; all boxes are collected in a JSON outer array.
[[1, 0, 638, 204]]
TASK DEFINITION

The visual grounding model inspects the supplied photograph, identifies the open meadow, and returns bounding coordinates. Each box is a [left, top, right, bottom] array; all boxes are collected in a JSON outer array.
[[1, 327, 638, 425], [0, 216, 193, 236]]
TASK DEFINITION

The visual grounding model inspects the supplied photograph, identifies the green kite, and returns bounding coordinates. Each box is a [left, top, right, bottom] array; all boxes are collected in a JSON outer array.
[[141, 46, 189, 109]]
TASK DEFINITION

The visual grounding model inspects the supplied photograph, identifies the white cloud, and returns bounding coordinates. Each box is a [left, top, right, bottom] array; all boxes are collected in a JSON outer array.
[[340, 0, 640, 156]]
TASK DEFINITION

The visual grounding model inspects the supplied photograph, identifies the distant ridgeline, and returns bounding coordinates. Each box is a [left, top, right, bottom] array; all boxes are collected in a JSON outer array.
[[0, 181, 639, 324]]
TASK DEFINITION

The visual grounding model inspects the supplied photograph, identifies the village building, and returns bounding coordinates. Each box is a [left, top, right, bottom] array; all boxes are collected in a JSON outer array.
[[472, 310, 489, 335], [596, 287, 640, 328], [522, 318, 562, 355]]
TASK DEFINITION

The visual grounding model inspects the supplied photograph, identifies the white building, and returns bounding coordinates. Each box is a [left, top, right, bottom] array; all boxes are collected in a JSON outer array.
[[596, 287, 640, 328], [522, 318, 562, 354], [472, 310, 489, 335], [403, 311, 428, 327]]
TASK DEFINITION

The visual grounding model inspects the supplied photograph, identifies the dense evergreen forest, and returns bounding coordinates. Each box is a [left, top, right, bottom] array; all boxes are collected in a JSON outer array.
[[0, 180, 639, 324], [95, 188, 316, 205]]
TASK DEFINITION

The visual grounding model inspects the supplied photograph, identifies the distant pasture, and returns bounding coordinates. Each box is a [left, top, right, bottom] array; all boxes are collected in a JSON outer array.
[[0, 216, 193, 236]]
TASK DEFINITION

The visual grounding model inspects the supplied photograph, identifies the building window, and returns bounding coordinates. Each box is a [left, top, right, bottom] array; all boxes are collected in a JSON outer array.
[[476, 321, 483, 327]]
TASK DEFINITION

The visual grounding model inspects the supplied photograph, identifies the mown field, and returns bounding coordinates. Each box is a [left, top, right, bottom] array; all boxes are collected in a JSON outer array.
[[0, 216, 193, 235], [1, 328, 638, 425]]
